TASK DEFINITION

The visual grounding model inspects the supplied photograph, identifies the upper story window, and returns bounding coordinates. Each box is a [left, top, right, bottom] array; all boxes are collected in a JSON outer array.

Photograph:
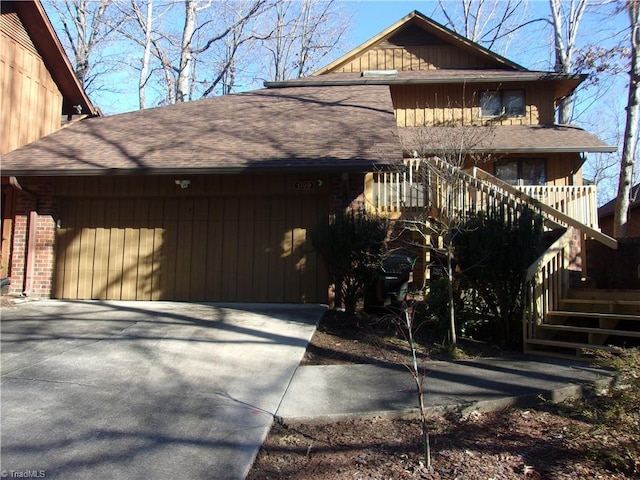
[[480, 90, 525, 118], [495, 158, 546, 186]]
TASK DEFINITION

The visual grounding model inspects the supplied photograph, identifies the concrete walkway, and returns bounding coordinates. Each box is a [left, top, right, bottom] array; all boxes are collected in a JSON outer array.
[[1, 300, 325, 480], [1, 300, 613, 480], [278, 357, 612, 422]]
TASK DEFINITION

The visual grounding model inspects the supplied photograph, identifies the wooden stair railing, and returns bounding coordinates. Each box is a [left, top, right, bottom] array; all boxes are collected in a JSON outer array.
[[465, 166, 618, 250], [416, 158, 629, 360]]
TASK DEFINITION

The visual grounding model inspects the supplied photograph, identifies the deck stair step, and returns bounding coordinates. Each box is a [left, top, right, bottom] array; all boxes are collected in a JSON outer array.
[[566, 288, 639, 301], [524, 338, 617, 360], [536, 324, 640, 338], [525, 289, 640, 360], [546, 311, 640, 321], [559, 298, 640, 314]]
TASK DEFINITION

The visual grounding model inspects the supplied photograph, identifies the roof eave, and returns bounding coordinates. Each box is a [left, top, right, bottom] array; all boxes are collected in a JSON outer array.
[[1, 163, 397, 177], [265, 72, 586, 89], [404, 146, 617, 155]]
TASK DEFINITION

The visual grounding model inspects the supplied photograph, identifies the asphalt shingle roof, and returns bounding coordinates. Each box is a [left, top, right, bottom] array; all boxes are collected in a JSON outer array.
[[398, 124, 617, 154], [1, 85, 400, 175]]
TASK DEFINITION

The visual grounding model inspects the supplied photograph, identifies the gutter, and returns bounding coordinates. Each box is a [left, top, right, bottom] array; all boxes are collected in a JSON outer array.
[[264, 73, 587, 89], [0, 163, 401, 177]]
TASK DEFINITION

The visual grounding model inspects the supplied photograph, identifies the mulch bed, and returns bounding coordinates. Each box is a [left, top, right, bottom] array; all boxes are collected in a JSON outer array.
[[246, 309, 639, 480]]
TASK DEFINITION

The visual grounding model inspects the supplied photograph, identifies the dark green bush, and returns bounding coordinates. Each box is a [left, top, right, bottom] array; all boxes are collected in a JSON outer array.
[[312, 210, 388, 314], [453, 205, 544, 349]]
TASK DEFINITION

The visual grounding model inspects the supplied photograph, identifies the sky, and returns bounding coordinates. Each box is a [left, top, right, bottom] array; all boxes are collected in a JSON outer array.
[[67, 0, 572, 116]]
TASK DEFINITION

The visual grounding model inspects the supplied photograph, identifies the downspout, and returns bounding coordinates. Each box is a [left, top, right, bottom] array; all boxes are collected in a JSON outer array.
[[9, 177, 38, 296]]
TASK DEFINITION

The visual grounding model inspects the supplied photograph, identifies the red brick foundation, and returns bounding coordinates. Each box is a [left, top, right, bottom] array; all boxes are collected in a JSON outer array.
[[9, 178, 56, 298]]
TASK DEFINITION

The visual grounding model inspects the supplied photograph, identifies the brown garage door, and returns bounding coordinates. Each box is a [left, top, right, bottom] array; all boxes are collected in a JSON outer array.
[[54, 195, 328, 302]]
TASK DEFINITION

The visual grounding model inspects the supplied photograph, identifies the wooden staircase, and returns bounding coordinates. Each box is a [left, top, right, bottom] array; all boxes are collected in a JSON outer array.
[[524, 288, 640, 360], [386, 157, 629, 361]]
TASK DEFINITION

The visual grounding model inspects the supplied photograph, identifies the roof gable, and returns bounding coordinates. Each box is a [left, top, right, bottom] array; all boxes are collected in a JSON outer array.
[[313, 10, 525, 76]]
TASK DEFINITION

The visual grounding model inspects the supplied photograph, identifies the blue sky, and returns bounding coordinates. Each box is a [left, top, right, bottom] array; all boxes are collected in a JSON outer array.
[[60, 0, 624, 118]]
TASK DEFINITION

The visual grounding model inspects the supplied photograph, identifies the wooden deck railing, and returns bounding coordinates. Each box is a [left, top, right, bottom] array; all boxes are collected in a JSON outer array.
[[517, 185, 598, 229], [368, 160, 615, 248]]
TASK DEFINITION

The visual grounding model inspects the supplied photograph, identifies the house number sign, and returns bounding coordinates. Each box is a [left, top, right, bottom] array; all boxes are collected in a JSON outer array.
[[295, 181, 315, 190]]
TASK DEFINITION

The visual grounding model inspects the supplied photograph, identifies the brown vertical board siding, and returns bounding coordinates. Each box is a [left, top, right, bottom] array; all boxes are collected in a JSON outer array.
[[392, 83, 546, 128], [252, 199, 271, 302], [221, 198, 240, 301], [91, 200, 109, 299], [267, 197, 286, 302], [149, 200, 164, 300], [53, 175, 330, 302], [121, 199, 140, 300], [188, 199, 209, 301], [236, 197, 255, 302], [134, 198, 154, 300], [301, 196, 326, 303], [105, 200, 124, 300], [76, 200, 95, 298], [160, 199, 179, 299], [0, 23, 63, 155], [282, 199, 301, 303], [66, 199, 82, 299], [174, 198, 194, 301], [205, 198, 224, 300]]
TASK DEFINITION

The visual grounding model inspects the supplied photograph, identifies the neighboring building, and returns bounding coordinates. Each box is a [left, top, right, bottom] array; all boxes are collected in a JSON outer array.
[[598, 183, 640, 238], [1, 0, 98, 284], [1, 10, 615, 303]]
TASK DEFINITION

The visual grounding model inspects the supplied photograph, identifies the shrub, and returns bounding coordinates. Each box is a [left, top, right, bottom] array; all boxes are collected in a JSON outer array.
[[312, 210, 388, 314], [453, 205, 543, 349]]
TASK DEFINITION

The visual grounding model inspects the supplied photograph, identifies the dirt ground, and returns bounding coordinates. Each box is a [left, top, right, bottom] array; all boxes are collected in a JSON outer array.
[[246, 310, 639, 479]]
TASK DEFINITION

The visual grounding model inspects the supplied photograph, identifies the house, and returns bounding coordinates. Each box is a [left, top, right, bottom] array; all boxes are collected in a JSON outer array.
[[0, 11, 619, 309], [1, 0, 98, 285], [598, 183, 640, 238]]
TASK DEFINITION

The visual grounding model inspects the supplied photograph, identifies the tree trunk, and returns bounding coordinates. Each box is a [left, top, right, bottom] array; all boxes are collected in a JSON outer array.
[[614, 1, 640, 238], [176, 0, 197, 103], [138, 0, 153, 109], [549, 0, 587, 124]]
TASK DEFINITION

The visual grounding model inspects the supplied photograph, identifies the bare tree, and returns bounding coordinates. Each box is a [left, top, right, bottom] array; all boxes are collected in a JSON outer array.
[[261, 0, 350, 81], [436, 0, 543, 55], [614, 0, 640, 237], [45, 0, 127, 97], [549, 0, 587, 124], [175, 0, 268, 102]]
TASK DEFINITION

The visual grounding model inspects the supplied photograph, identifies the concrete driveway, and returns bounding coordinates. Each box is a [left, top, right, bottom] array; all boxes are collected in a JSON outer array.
[[1, 300, 324, 480]]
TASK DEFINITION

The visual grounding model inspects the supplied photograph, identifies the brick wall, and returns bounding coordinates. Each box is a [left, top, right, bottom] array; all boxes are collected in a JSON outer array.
[[9, 178, 56, 297]]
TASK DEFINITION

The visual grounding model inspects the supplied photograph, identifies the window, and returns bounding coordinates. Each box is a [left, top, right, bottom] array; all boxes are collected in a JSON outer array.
[[480, 90, 525, 117], [495, 158, 546, 186]]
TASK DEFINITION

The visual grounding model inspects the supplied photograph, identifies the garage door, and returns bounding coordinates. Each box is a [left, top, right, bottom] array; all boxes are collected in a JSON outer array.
[[54, 195, 328, 302]]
